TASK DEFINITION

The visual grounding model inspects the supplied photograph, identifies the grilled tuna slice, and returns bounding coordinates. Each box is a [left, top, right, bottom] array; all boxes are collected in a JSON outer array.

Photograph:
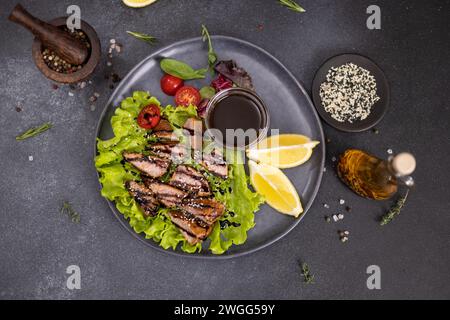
[[147, 143, 189, 162], [183, 117, 203, 151], [123, 152, 171, 178], [179, 198, 225, 225], [153, 119, 172, 132], [153, 131, 179, 143], [183, 117, 202, 133], [200, 153, 228, 178], [125, 181, 159, 216], [143, 178, 187, 207], [169, 165, 211, 197], [179, 230, 201, 245], [167, 210, 212, 244]]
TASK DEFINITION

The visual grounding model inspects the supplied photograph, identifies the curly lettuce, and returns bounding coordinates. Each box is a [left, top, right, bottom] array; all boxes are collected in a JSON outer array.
[[95, 91, 263, 254]]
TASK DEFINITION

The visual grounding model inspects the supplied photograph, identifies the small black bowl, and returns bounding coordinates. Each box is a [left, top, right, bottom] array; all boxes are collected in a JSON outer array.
[[311, 53, 389, 132]]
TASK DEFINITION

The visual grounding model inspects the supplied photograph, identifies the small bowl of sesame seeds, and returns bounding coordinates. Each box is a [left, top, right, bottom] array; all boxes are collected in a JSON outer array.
[[312, 54, 389, 132], [31, 17, 101, 84]]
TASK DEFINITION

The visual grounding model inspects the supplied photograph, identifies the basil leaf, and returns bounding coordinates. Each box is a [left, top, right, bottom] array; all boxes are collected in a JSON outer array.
[[160, 58, 207, 80], [200, 86, 216, 100]]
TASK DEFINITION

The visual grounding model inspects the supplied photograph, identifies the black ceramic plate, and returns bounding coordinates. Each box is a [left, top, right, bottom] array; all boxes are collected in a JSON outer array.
[[312, 54, 389, 132], [96, 36, 325, 258]]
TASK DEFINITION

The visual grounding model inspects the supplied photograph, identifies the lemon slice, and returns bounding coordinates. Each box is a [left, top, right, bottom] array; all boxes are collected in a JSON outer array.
[[247, 134, 319, 168], [122, 0, 157, 8], [249, 160, 303, 217]]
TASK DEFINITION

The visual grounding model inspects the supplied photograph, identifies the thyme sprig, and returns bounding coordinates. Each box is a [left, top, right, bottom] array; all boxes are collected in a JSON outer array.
[[380, 190, 410, 226], [201, 24, 217, 71], [278, 0, 305, 13], [126, 31, 157, 45], [16, 122, 52, 141], [300, 262, 315, 284], [60, 201, 80, 223]]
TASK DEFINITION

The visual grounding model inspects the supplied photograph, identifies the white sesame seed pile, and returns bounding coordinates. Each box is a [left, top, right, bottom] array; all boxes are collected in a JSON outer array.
[[319, 63, 380, 123]]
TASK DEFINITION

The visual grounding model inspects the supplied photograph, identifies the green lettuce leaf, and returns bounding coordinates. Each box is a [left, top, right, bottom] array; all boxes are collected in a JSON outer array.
[[162, 104, 198, 127]]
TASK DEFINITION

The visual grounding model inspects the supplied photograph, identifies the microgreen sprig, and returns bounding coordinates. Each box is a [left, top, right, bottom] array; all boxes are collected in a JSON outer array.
[[126, 31, 157, 45], [16, 122, 52, 141], [60, 201, 81, 224], [300, 262, 315, 284], [201, 24, 217, 71], [278, 0, 305, 13], [380, 190, 410, 226]]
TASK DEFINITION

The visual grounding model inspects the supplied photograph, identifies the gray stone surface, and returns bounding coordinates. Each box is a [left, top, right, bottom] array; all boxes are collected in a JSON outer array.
[[0, 0, 449, 299]]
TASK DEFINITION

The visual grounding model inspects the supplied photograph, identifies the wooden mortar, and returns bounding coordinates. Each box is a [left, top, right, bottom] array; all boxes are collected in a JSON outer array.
[[9, 4, 101, 84]]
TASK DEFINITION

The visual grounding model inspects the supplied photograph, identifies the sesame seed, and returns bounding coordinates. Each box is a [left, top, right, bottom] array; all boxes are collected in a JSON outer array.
[[319, 63, 380, 123], [339, 199, 345, 205], [28, 155, 33, 161]]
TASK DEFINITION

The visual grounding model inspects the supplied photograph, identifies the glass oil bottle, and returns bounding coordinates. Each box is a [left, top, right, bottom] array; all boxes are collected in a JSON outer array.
[[337, 149, 416, 200]]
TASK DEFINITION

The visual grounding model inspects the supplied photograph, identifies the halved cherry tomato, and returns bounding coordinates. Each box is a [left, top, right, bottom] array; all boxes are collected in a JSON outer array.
[[175, 86, 201, 107], [160, 74, 184, 96], [137, 104, 161, 130]]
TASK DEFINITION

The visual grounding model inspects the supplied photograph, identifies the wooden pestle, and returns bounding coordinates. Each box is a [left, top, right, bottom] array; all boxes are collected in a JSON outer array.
[[9, 4, 89, 65]]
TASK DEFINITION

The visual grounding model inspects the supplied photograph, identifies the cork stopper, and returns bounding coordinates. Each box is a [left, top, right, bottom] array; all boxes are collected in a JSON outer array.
[[392, 152, 416, 176]]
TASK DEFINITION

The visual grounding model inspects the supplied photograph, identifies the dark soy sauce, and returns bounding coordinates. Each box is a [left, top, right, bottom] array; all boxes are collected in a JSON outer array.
[[208, 94, 263, 147]]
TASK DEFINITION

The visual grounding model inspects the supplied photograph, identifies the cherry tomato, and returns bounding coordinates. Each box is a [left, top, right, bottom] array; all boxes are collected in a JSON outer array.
[[175, 86, 201, 107], [160, 74, 184, 96], [137, 104, 161, 130]]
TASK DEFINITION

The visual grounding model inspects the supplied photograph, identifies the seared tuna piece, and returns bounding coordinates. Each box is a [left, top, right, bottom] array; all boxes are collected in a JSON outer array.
[[153, 131, 179, 143], [143, 178, 187, 207], [123, 152, 171, 178], [183, 117, 203, 151], [179, 229, 201, 245], [147, 143, 189, 162], [200, 153, 228, 178], [179, 198, 225, 225], [167, 210, 212, 244], [153, 119, 172, 132], [169, 165, 210, 197], [125, 181, 159, 217]]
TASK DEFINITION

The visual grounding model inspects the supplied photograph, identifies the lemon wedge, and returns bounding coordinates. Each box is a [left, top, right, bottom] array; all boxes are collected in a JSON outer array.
[[122, 0, 157, 8], [247, 134, 319, 168], [249, 160, 303, 217]]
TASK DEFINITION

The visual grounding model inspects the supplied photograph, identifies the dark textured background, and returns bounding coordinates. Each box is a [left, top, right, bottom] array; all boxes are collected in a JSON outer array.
[[0, 0, 449, 299]]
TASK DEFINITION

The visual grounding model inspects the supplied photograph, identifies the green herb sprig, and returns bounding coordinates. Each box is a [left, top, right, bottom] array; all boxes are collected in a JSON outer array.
[[279, 0, 305, 13], [201, 24, 217, 71], [16, 122, 52, 141], [60, 201, 80, 223], [300, 262, 314, 284], [127, 31, 157, 45], [380, 190, 409, 226]]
